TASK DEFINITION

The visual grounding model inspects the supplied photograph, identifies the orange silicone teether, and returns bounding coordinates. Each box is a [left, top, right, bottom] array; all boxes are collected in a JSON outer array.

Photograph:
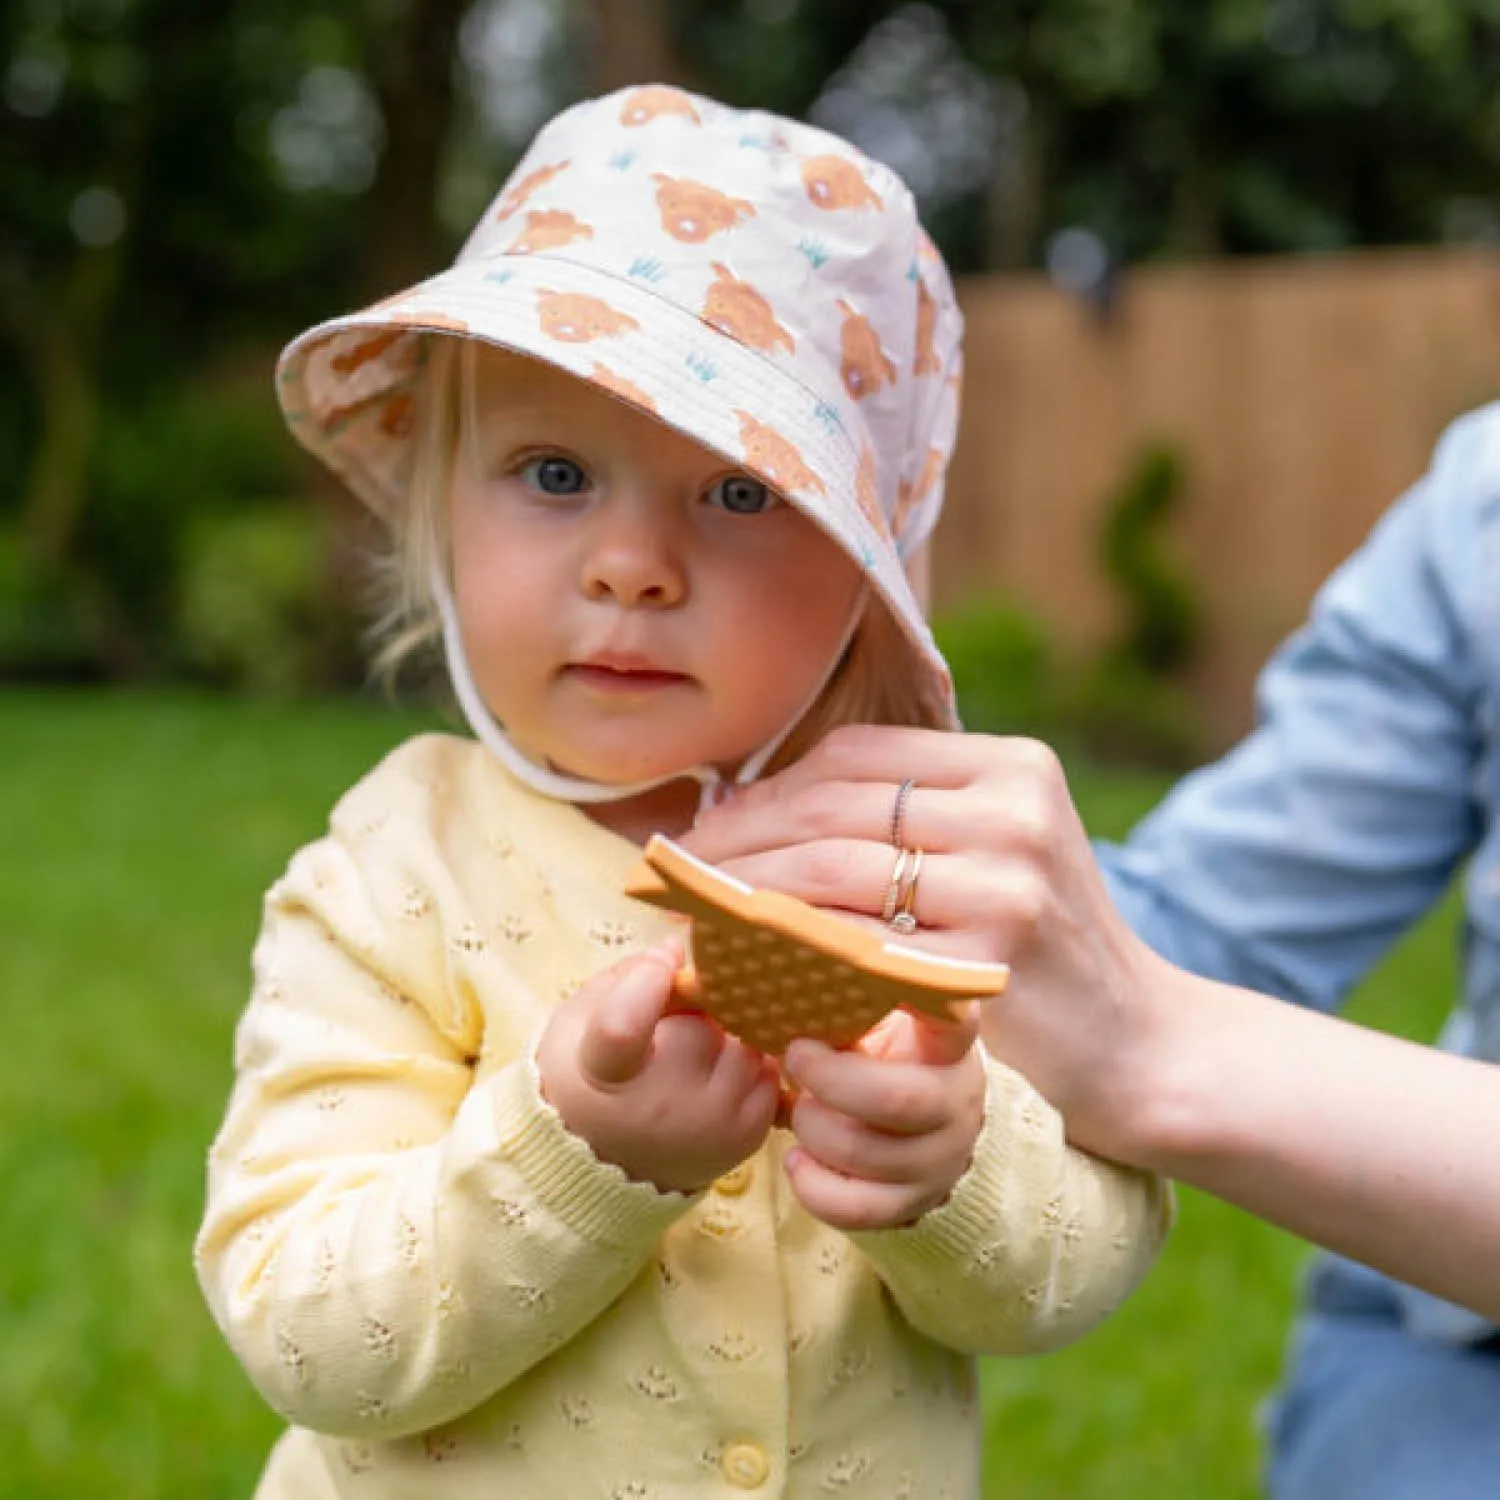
[[623, 834, 1009, 1055]]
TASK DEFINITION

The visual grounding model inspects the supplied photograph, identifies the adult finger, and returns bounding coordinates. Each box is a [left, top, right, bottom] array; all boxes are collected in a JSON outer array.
[[708, 838, 1037, 946]]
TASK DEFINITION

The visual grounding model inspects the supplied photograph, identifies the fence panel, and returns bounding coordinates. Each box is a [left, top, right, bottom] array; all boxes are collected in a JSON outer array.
[[936, 248, 1500, 742]]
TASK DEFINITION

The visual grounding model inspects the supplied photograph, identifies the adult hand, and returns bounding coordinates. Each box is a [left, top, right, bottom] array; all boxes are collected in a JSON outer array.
[[683, 725, 1173, 1165], [535, 939, 782, 1193]]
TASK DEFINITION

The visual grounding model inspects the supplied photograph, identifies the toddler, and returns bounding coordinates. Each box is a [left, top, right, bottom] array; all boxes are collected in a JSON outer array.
[[195, 84, 1169, 1498]]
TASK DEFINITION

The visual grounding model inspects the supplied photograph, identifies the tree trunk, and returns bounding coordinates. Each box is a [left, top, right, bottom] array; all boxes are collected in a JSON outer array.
[[1166, 127, 1222, 258], [358, 0, 473, 298], [985, 92, 1049, 270], [573, 0, 694, 94], [4, 237, 124, 573]]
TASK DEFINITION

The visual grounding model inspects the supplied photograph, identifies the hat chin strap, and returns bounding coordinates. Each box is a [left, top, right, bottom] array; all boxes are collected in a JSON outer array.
[[432, 565, 866, 813]]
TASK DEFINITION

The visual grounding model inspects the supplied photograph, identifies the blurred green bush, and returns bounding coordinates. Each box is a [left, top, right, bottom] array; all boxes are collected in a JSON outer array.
[[3, 376, 367, 693], [175, 503, 360, 694], [933, 596, 1057, 737], [935, 441, 1207, 770]]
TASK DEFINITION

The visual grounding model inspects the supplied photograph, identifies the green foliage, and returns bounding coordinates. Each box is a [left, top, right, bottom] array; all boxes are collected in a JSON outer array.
[[935, 443, 1207, 768], [176, 504, 356, 693], [0, 530, 111, 681], [1050, 441, 1206, 768], [1061, 656, 1208, 768], [83, 382, 302, 665], [1099, 441, 1200, 675], [933, 595, 1057, 736]]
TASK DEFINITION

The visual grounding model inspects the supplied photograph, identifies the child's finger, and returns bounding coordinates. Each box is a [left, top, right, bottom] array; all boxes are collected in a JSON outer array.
[[788, 1093, 954, 1185], [783, 1040, 948, 1135], [576, 951, 675, 1085], [782, 1146, 930, 1232], [857, 1004, 978, 1064]]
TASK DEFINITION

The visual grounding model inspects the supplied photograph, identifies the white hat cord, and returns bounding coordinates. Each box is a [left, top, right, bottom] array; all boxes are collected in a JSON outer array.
[[431, 558, 866, 810]]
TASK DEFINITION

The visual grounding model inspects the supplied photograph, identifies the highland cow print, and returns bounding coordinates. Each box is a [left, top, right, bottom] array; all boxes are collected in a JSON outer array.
[[377, 393, 416, 439], [589, 363, 659, 414], [913, 278, 942, 376], [802, 154, 883, 212], [854, 443, 886, 532], [495, 161, 570, 220], [509, 209, 596, 255], [536, 291, 641, 343], [701, 264, 795, 354], [734, 410, 826, 497], [895, 447, 944, 531], [652, 174, 756, 243], [620, 86, 701, 127], [330, 329, 407, 376], [836, 300, 897, 401]]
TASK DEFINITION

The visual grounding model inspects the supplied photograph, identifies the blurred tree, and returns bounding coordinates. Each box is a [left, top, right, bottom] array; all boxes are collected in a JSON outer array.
[[577, 0, 696, 93], [936, 0, 1500, 265], [359, 0, 472, 297], [1, 0, 470, 668], [4, 0, 1500, 683]]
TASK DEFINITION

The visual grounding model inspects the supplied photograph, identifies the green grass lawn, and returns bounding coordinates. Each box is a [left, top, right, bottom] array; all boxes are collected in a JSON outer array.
[[0, 689, 1459, 1498]]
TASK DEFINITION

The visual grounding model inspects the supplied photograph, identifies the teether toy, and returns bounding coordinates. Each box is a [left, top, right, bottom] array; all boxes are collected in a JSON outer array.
[[623, 834, 1010, 1054]]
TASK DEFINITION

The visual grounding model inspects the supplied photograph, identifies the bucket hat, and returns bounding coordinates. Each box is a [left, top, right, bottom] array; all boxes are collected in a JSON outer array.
[[276, 83, 965, 745]]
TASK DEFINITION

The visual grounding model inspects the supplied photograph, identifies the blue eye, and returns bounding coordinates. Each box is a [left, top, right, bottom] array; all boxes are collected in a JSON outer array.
[[520, 455, 588, 495], [707, 474, 777, 514]]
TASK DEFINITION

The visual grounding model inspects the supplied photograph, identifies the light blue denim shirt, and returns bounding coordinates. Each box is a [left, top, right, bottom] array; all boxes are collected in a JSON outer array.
[[1098, 403, 1500, 1342]]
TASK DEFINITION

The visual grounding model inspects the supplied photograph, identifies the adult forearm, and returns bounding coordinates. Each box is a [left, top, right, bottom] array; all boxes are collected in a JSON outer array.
[[1126, 965, 1500, 1322]]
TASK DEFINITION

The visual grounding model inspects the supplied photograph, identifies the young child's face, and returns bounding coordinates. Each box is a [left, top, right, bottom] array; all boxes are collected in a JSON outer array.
[[449, 349, 863, 791]]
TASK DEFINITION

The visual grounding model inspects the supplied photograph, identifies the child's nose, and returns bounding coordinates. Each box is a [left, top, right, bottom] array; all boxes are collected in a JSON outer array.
[[580, 499, 687, 608]]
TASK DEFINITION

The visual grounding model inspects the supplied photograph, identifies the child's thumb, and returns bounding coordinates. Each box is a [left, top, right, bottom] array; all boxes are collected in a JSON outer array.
[[577, 950, 675, 1086], [910, 1001, 981, 1065]]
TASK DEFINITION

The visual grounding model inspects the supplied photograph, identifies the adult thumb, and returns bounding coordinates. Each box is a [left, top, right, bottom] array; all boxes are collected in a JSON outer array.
[[576, 951, 674, 1086]]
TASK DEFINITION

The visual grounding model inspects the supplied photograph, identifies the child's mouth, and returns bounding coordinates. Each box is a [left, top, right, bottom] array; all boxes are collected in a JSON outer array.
[[565, 660, 691, 693]]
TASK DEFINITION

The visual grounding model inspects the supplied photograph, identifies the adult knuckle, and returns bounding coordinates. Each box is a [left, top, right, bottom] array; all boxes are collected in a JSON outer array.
[[1012, 735, 1063, 789], [794, 789, 846, 839], [1010, 871, 1052, 933], [797, 840, 855, 892], [1002, 800, 1053, 862]]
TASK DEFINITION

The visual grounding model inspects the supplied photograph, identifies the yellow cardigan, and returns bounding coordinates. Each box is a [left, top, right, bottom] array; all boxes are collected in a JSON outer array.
[[195, 735, 1169, 1499]]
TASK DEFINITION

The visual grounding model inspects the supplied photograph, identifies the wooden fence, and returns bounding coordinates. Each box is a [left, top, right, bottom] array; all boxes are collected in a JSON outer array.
[[933, 247, 1500, 743]]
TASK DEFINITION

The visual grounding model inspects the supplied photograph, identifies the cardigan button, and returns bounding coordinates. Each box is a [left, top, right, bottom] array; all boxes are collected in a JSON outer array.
[[714, 1163, 753, 1196], [720, 1441, 770, 1489]]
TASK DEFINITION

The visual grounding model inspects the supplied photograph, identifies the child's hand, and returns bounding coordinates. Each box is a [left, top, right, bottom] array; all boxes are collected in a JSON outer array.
[[781, 1006, 984, 1231], [535, 940, 781, 1194]]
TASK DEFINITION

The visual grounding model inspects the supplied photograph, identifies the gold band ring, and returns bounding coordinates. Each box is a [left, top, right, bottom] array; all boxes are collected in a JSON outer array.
[[888, 847, 924, 935], [881, 847, 913, 925]]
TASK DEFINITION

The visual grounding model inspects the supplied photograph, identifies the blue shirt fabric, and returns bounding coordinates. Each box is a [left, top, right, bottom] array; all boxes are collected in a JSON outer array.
[[1097, 403, 1500, 1342]]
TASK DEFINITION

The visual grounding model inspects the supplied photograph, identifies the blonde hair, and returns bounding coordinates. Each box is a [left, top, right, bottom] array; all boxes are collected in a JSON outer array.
[[366, 336, 949, 755]]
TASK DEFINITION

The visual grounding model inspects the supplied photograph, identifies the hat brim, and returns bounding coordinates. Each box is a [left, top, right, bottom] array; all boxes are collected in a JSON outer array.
[[276, 252, 956, 727]]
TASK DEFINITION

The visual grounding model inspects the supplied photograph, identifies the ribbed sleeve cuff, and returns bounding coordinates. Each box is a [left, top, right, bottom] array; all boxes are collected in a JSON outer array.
[[483, 1055, 698, 1251], [850, 1054, 1030, 1275]]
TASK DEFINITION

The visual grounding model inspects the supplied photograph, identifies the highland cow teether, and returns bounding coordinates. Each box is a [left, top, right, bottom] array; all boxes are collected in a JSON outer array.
[[623, 835, 1010, 1055]]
